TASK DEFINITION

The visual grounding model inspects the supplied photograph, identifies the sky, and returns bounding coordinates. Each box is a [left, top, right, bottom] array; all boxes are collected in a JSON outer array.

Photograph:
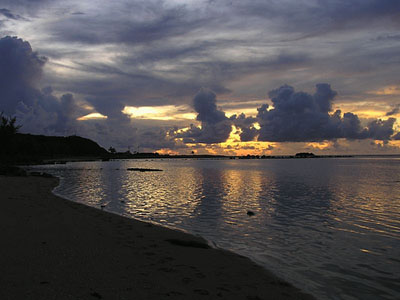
[[0, 0, 399, 155]]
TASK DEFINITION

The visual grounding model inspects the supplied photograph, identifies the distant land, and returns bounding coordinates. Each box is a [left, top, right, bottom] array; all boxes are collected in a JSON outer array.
[[0, 131, 358, 166], [0, 133, 108, 164]]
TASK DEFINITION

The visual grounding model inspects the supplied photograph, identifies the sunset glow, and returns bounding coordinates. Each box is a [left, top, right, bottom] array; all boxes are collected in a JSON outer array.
[[122, 106, 196, 121], [77, 113, 108, 121]]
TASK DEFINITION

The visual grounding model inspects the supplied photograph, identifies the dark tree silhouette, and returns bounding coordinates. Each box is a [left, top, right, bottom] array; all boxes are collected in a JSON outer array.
[[108, 146, 116, 154], [0, 112, 21, 136]]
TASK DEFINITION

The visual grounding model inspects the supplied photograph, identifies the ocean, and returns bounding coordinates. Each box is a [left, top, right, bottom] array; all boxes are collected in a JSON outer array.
[[28, 157, 400, 300]]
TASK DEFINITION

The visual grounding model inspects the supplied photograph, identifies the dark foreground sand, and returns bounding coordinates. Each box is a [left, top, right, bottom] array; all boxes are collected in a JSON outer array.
[[0, 175, 315, 300]]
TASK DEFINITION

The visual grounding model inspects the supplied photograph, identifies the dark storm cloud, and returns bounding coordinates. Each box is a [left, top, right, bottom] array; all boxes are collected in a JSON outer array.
[[193, 88, 226, 124], [0, 36, 47, 115], [365, 118, 396, 140], [180, 122, 232, 144], [0, 36, 186, 151], [256, 84, 397, 142], [392, 132, 400, 140], [0, 36, 83, 135], [136, 127, 185, 151], [386, 105, 400, 116], [178, 84, 399, 145], [230, 113, 258, 142], [178, 89, 232, 144]]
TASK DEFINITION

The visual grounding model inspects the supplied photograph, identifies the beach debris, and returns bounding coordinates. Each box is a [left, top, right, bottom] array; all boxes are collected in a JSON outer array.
[[127, 168, 163, 172], [247, 210, 255, 216], [166, 238, 210, 249]]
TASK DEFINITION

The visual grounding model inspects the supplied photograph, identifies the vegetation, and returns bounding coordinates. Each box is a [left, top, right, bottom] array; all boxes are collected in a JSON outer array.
[[0, 112, 21, 136], [0, 114, 108, 164], [108, 146, 116, 154]]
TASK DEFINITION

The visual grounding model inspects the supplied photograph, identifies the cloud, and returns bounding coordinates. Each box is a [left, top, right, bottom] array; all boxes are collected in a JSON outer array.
[[0, 36, 190, 151], [178, 89, 232, 144], [193, 88, 226, 124], [179, 84, 399, 145], [230, 113, 258, 142], [365, 118, 396, 140], [0, 36, 85, 135], [257, 84, 398, 142], [0, 0, 50, 8], [135, 127, 186, 151], [0, 33, 398, 153], [234, 0, 400, 35], [386, 105, 400, 116], [0, 8, 23, 20], [0, 36, 47, 114], [392, 132, 400, 140], [2, 0, 399, 107], [47, 2, 210, 46]]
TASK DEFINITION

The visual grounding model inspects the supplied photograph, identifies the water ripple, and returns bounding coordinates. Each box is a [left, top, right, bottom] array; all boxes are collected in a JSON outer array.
[[28, 158, 400, 300]]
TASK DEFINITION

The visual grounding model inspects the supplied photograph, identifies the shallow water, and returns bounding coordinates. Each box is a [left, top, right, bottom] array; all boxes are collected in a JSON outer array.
[[29, 158, 400, 300]]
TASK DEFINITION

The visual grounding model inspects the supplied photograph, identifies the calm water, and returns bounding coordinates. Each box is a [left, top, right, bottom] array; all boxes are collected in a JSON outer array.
[[28, 158, 400, 300]]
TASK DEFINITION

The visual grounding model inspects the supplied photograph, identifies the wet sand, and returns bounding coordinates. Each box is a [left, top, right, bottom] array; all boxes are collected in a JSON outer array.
[[0, 175, 314, 299]]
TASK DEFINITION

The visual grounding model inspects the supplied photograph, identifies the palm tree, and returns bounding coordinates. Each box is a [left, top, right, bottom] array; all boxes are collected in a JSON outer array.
[[0, 112, 21, 136]]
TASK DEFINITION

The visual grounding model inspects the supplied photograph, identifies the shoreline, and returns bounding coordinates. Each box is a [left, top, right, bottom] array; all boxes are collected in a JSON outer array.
[[0, 175, 315, 299]]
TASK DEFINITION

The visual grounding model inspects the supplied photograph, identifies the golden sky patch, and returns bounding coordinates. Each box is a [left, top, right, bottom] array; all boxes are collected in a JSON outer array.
[[77, 113, 108, 121], [368, 85, 400, 96], [122, 105, 196, 121], [306, 142, 331, 150]]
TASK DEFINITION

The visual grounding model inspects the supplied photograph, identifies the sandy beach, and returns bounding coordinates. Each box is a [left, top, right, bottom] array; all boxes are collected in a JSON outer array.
[[0, 175, 314, 300]]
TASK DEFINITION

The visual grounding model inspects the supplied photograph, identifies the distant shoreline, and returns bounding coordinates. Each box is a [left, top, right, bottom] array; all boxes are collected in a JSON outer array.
[[16, 153, 400, 167], [3, 132, 399, 166]]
